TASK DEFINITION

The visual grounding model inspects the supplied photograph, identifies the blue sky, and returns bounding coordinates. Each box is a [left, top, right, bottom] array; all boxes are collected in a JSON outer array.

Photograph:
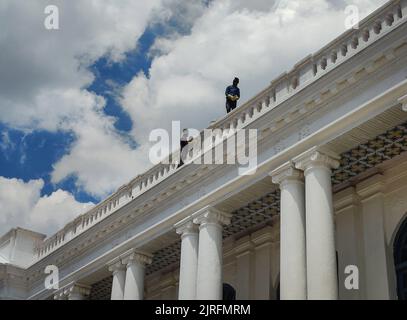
[[1, 24, 164, 204]]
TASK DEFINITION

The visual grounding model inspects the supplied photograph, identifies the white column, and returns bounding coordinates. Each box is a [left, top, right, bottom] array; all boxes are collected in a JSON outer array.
[[193, 206, 232, 300], [122, 249, 152, 300], [66, 283, 91, 300], [271, 163, 306, 300], [175, 218, 199, 300], [108, 259, 126, 300], [294, 147, 340, 300]]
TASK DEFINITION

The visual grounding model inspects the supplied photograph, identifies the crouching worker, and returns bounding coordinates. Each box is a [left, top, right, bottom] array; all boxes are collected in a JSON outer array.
[[178, 129, 192, 168]]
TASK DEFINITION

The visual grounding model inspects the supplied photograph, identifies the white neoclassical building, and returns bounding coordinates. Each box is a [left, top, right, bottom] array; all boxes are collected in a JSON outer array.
[[2, 0, 407, 301]]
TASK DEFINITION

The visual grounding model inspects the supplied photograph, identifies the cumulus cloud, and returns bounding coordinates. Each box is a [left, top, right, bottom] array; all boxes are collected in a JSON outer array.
[[0, 0, 388, 204], [0, 0, 164, 198], [51, 111, 150, 197], [0, 177, 94, 236], [0, 0, 162, 131], [121, 0, 388, 149]]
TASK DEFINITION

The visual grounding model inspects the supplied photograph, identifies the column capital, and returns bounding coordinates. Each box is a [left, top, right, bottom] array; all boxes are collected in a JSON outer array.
[[54, 282, 91, 300], [270, 162, 304, 185], [107, 257, 125, 274], [120, 249, 153, 267], [294, 147, 340, 172], [65, 282, 92, 298], [174, 217, 199, 237], [192, 206, 232, 227], [398, 94, 407, 112]]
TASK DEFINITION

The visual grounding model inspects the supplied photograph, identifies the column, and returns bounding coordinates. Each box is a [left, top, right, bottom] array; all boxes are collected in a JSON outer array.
[[175, 218, 199, 300], [294, 147, 340, 300], [271, 163, 306, 300], [108, 258, 126, 300], [193, 206, 232, 300], [356, 175, 392, 299], [333, 187, 365, 299], [122, 249, 152, 300], [66, 283, 91, 300]]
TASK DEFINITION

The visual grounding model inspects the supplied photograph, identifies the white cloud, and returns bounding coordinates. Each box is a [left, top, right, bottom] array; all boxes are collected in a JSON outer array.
[[0, 0, 162, 131], [121, 0, 388, 148], [0, 177, 94, 236], [0, 0, 389, 203], [0, 0, 164, 198], [51, 111, 151, 197]]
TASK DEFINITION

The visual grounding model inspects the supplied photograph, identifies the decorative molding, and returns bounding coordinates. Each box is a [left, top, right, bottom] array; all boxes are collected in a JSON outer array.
[[294, 146, 340, 172], [251, 226, 277, 246], [234, 236, 253, 257], [356, 174, 385, 200], [192, 206, 232, 227], [174, 217, 199, 237], [120, 249, 153, 267], [54, 282, 91, 300], [333, 187, 360, 213], [270, 162, 304, 185], [332, 121, 407, 185], [399, 94, 407, 112], [107, 257, 125, 274], [88, 276, 112, 300]]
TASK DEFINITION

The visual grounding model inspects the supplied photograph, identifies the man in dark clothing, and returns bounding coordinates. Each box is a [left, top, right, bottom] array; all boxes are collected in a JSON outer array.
[[225, 77, 240, 113]]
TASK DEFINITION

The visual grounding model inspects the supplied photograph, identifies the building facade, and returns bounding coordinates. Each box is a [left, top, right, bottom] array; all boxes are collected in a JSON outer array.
[[1, 0, 407, 300]]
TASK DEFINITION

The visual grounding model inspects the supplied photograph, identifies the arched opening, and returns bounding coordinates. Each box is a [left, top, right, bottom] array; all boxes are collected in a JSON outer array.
[[222, 283, 236, 300], [394, 217, 407, 300]]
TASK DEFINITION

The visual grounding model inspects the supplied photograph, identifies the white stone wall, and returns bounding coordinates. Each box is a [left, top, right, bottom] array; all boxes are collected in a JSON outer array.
[[335, 160, 407, 300]]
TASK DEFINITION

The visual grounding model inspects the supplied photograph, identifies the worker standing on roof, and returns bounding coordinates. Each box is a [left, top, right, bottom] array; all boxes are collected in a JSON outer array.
[[225, 77, 240, 113]]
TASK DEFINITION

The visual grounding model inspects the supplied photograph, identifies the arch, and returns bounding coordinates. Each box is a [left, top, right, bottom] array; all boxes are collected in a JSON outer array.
[[393, 216, 407, 300]]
